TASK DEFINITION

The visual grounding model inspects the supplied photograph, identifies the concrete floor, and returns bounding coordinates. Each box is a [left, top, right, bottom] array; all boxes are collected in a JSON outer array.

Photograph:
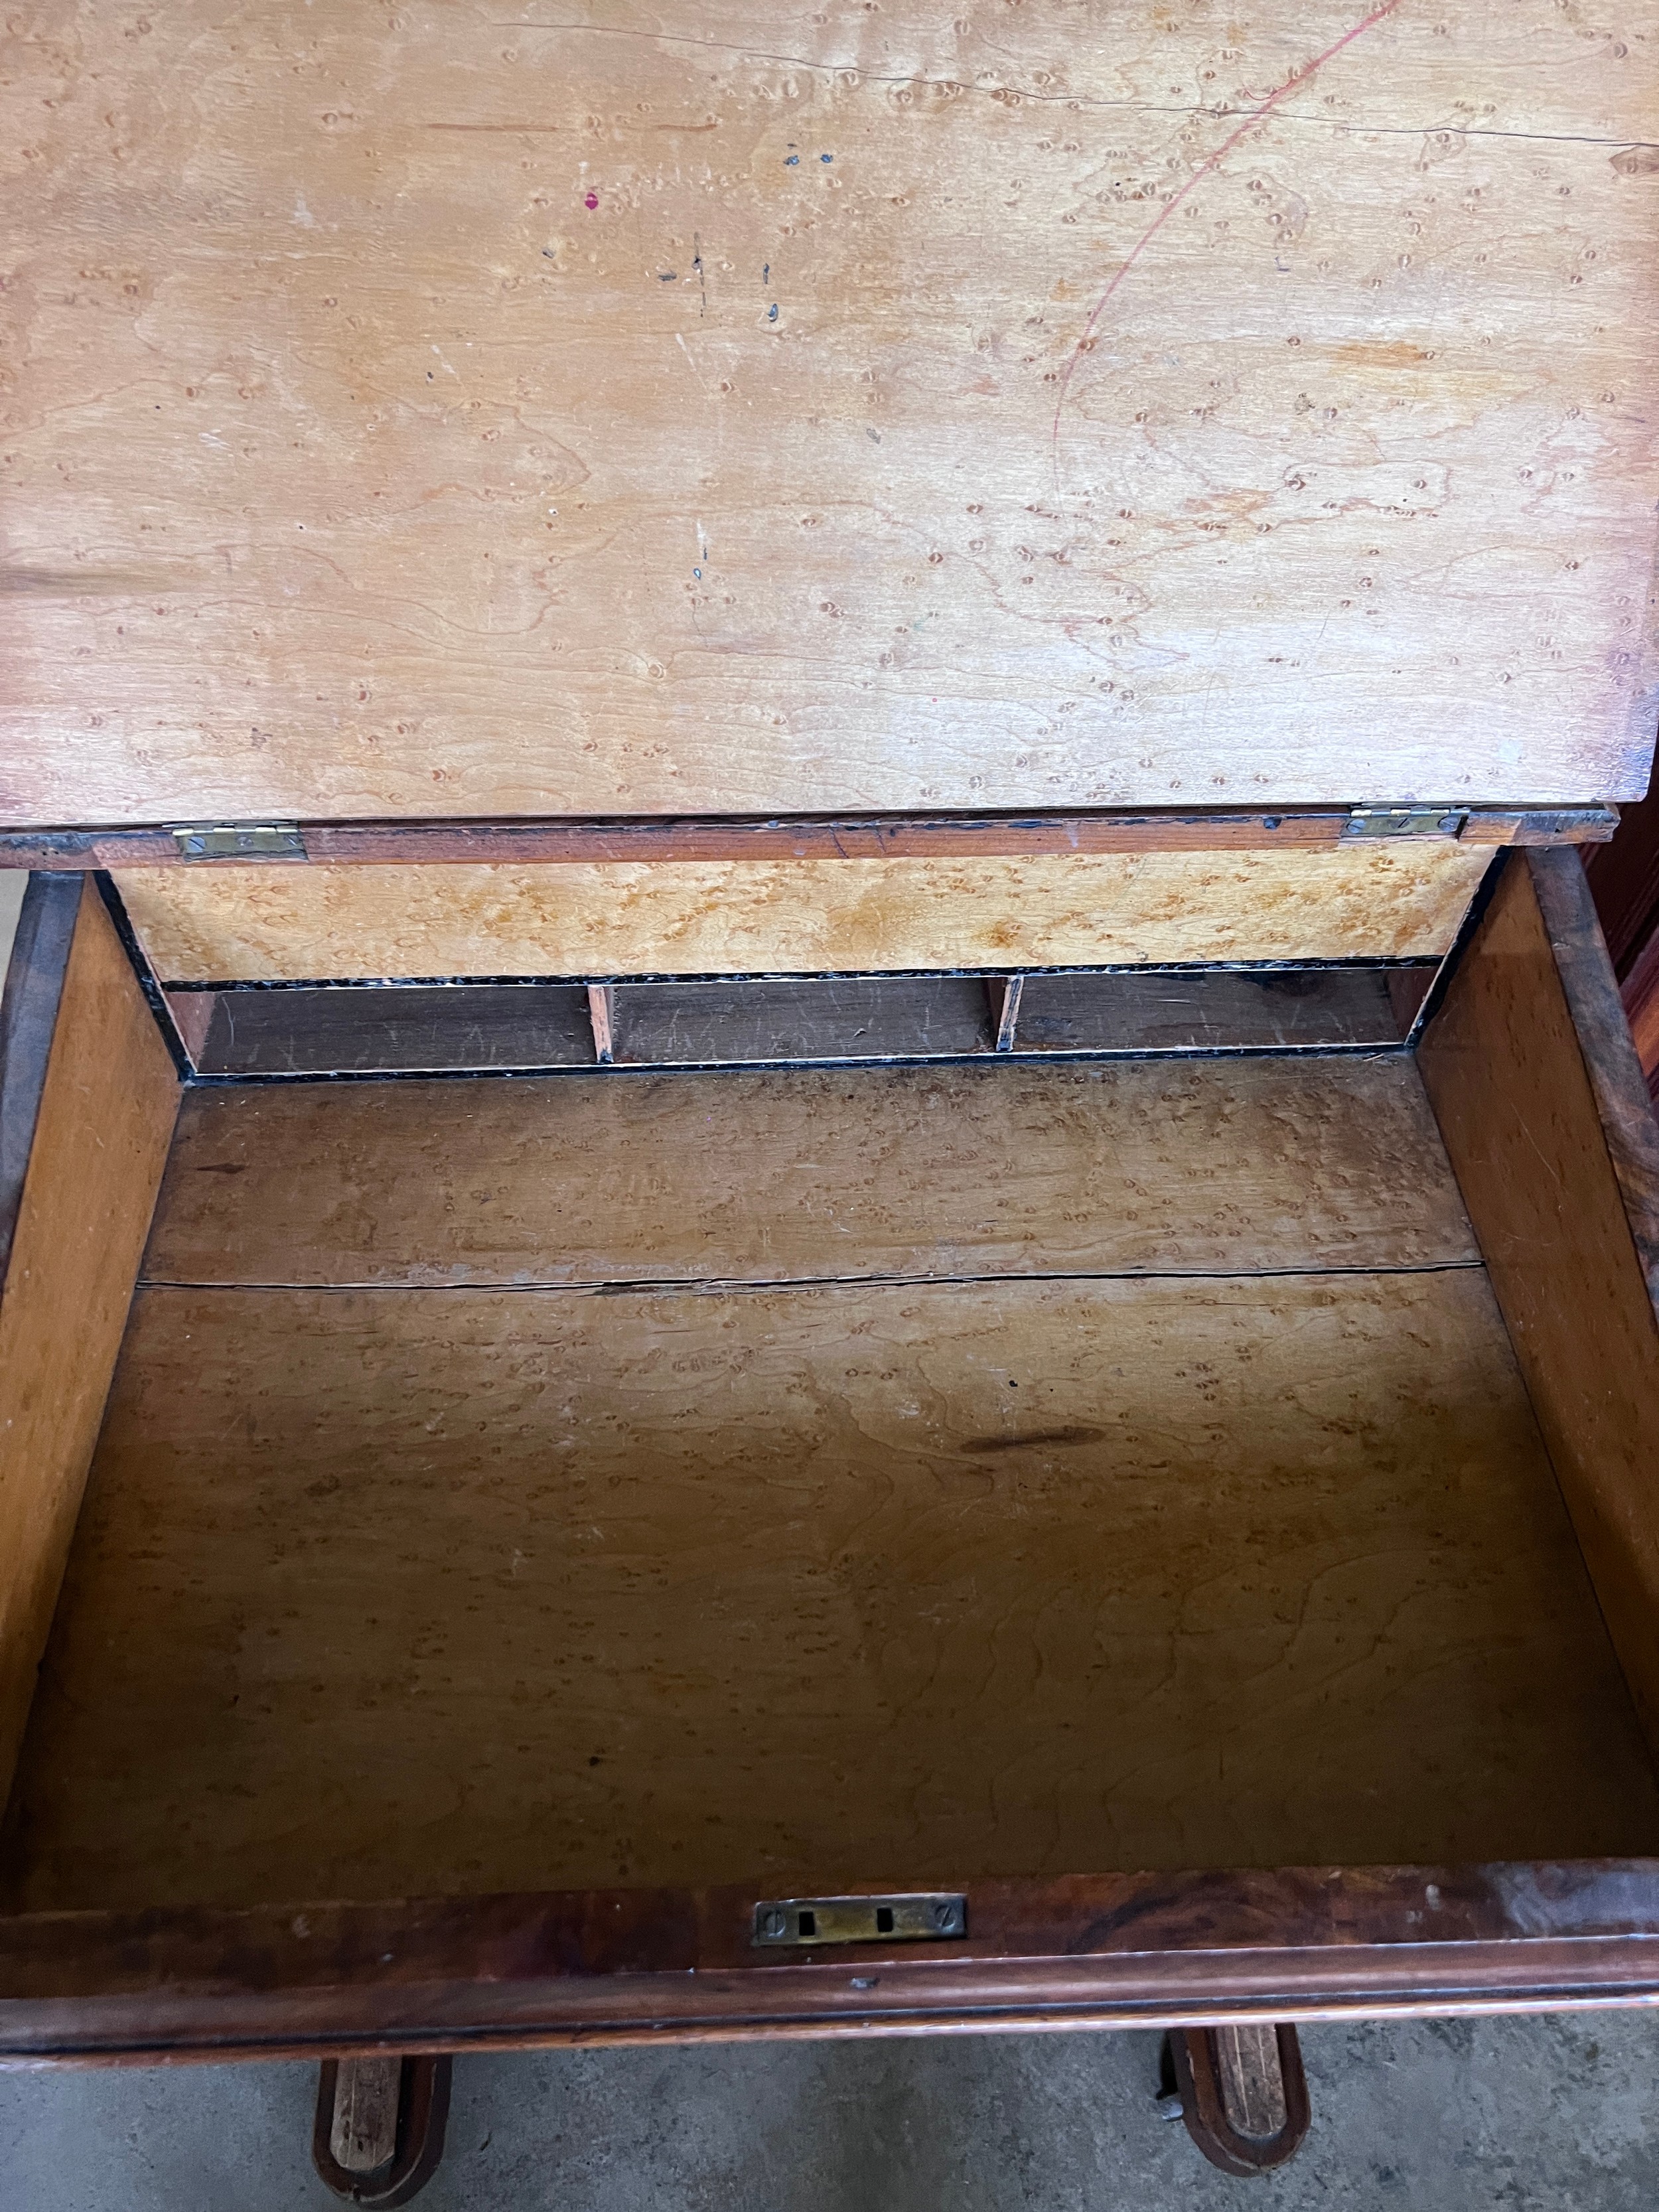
[[5, 2010, 1659, 2209]]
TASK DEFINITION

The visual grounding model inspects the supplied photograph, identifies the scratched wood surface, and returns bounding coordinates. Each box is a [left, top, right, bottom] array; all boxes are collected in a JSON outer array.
[[4, 0, 1656, 826], [146, 1056, 1477, 1285], [5, 1266, 1655, 1912], [113, 844, 1492, 979]]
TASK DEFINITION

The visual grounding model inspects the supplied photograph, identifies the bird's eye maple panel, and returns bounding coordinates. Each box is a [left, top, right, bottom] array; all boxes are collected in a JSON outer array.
[[3, 0, 1656, 825], [111, 842, 1493, 980]]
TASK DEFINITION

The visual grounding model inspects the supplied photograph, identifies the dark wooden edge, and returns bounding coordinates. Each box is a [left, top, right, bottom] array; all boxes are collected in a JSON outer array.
[[89, 875, 192, 1081], [1399, 847, 1510, 1046], [0, 808, 1617, 870], [0, 875, 84, 1286], [4, 1863, 1659, 2063], [1168, 2024, 1310, 2175], [161, 956, 1439, 992], [1525, 848, 1659, 1306], [1582, 784, 1659, 973], [313, 2057, 451, 2208], [1621, 929, 1659, 1104]]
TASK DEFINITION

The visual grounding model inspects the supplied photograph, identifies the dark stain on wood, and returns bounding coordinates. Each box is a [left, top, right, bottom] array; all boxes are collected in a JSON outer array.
[[959, 1425, 1105, 1453]]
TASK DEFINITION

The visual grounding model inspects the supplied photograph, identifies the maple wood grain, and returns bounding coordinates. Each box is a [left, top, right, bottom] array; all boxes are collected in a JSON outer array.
[[4, 2, 1656, 822]]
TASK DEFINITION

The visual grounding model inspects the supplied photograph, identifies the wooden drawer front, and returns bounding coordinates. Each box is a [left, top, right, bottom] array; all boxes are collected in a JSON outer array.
[[113, 846, 1493, 982], [1, 851, 1658, 2061]]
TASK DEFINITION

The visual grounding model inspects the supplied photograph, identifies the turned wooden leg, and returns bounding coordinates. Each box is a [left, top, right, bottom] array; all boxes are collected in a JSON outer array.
[[312, 2054, 452, 2207], [1164, 2022, 1311, 2175]]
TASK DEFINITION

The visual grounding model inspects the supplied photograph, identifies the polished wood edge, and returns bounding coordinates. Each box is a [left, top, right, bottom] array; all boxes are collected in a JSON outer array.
[[1525, 848, 1659, 1307], [3, 1863, 1659, 2061], [0, 808, 1619, 870], [0, 876, 84, 1285]]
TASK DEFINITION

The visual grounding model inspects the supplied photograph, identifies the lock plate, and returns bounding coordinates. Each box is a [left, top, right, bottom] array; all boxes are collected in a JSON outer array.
[[1340, 806, 1468, 841], [172, 822, 307, 861], [752, 1893, 967, 1948]]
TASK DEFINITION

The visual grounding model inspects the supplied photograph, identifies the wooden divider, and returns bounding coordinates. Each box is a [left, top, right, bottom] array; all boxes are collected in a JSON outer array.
[[1417, 849, 1659, 1746], [0, 880, 180, 1808]]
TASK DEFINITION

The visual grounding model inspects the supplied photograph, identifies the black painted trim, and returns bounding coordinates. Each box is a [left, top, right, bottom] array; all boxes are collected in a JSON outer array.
[[0, 876, 84, 1287], [90, 875, 192, 1080], [1407, 850, 1513, 1047], [163, 955, 1441, 994]]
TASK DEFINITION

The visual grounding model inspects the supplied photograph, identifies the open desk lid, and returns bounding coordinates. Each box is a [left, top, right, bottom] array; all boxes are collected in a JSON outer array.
[[2, 0, 1656, 830]]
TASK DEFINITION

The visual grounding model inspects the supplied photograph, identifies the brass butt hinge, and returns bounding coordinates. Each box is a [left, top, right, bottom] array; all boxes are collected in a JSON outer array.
[[171, 822, 308, 861], [753, 1892, 967, 1949], [1340, 806, 1469, 842]]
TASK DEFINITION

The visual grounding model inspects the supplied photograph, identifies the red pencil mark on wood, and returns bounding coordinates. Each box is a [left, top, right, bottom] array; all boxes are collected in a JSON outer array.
[[1051, 0, 1405, 482]]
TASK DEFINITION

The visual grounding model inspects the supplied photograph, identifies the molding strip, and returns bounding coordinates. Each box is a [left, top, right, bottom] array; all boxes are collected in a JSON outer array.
[[0, 806, 1619, 872], [3, 1862, 1659, 2061]]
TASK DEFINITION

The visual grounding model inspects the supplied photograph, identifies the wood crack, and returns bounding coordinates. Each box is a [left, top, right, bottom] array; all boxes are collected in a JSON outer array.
[[135, 1260, 1485, 1295]]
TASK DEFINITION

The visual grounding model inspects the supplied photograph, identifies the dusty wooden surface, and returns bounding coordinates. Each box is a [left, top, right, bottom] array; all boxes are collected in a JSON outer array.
[[1419, 853, 1659, 1750], [5, 1266, 1652, 1907], [4, 1, 1656, 825], [113, 846, 1492, 980], [147, 1057, 1476, 1286], [0, 885, 179, 1813], [169, 964, 1417, 1075], [6, 1266, 1654, 1907]]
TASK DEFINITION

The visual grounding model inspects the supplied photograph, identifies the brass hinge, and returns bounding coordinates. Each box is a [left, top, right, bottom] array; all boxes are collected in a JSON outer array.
[[171, 822, 308, 861], [1340, 806, 1469, 842], [753, 1892, 967, 1948]]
